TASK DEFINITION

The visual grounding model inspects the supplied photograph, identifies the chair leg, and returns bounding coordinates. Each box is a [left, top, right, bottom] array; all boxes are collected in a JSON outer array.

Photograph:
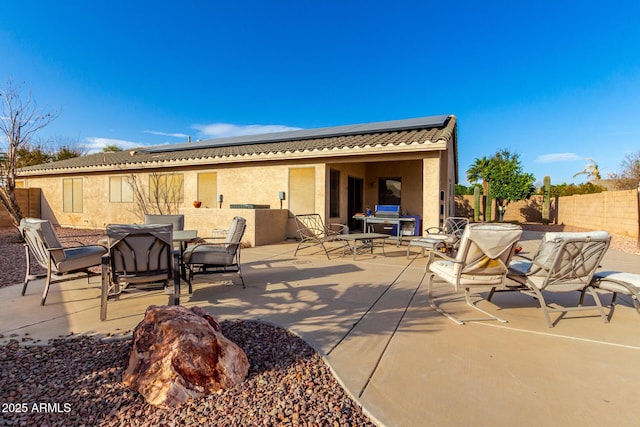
[[41, 257, 54, 306], [427, 273, 463, 325], [237, 268, 245, 288], [578, 288, 587, 306], [464, 289, 507, 323], [585, 286, 608, 324], [173, 251, 181, 305], [100, 256, 109, 321], [22, 244, 31, 296], [187, 265, 193, 294], [320, 242, 331, 260], [236, 250, 245, 288], [528, 286, 554, 328], [173, 275, 180, 306], [428, 274, 507, 324]]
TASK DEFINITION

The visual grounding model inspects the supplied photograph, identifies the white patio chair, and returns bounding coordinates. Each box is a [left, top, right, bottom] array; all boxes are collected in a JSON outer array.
[[19, 218, 107, 305], [500, 231, 611, 327], [427, 223, 523, 324], [587, 271, 640, 320]]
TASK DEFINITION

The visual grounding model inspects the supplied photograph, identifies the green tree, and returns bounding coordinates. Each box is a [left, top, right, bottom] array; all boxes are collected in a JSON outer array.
[[53, 145, 83, 161], [485, 149, 536, 216], [466, 156, 490, 195], [48, 136, 86, 161], [102, 144, 123, 152], [15, 143, 52, 167], [546, 182, 605, 197], [455, 184, 478, 195]]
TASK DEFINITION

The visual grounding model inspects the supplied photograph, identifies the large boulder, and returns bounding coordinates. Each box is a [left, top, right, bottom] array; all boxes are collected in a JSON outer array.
[[123, 305, 249, 408]]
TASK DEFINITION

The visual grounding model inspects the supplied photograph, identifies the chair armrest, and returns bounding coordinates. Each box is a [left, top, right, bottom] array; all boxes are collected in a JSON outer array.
[[426, 227, 444, 234], [511, 253, 533, 262], [430, 249, 458, 263], [59, 240, 86, 247], [192, 240, 231, 246], [327, 223, 347, 234], [191, 241, 240, 251], [298, 227, 326, 238]]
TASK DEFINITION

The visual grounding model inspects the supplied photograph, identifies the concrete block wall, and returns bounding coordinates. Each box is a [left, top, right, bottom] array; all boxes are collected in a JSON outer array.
[[557, 190, 639, 238], [455, 195, 553, 223], [456, 190, 639, 239]]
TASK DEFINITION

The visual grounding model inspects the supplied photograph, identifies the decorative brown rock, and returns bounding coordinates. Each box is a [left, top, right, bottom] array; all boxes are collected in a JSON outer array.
[[122, 305, 249, 408]]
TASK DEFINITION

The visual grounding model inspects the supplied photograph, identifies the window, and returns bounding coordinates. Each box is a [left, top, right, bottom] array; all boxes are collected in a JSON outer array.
[[109, 177, 134, 202], [378, 177, 401, 206], [63, 178, 83, 213], [329, 169, 340, 217], [289, 167, 315, 214], [197, 172, 217, 208], [149, 173, 184, 205]]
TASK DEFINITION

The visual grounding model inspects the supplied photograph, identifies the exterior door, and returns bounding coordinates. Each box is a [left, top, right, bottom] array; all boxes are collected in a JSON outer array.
[[347, 176, 363, 231]]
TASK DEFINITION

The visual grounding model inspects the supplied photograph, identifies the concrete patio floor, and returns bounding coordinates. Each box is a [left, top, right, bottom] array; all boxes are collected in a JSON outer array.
[[1, 230, 639, 426]]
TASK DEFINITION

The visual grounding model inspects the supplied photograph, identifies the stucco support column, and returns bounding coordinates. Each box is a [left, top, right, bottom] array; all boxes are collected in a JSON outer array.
[[316, 165, 327, 219], [422, 156, 440, 235]]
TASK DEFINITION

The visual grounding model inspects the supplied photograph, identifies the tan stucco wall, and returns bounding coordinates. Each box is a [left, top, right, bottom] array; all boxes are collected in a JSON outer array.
[[363, 159, 424, 217], [325, 162, 366, 224], [20, 148, 456, 243], [180, 207, 289, 247], [23, 162, 320, 226], [422, 155, 441, 234]]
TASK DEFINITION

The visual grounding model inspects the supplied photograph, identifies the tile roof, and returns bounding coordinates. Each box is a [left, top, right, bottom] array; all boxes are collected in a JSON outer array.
[[18, 114, 456, 176]]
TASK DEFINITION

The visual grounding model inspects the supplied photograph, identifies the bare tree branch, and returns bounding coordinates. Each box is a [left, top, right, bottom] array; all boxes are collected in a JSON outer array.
[[0, 78, 59, 226]]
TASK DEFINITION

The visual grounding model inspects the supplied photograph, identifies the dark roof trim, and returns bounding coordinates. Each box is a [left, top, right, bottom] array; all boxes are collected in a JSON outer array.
[[143, 114, 451, 153]]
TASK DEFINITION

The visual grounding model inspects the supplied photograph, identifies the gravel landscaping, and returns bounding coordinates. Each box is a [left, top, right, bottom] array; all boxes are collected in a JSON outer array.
[[1, 222, 637, 426], [0, 321, 374, 426], [0, 227, 374, 426]]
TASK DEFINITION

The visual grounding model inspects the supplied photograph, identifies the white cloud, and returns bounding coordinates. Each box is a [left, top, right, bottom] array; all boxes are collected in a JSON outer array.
[[534, 153, 582, 163], [192, 123, 302, 139], [82, 137, 143, 154], [80, 122, 301, 155], [143, 130, 189, 138]]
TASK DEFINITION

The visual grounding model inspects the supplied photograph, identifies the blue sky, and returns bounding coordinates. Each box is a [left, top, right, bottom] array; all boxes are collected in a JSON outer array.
[[2, 1, 639, 186]]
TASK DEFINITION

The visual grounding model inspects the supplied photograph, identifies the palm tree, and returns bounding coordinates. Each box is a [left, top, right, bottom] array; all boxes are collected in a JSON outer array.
[[573, 158, 601, 182], [466, 156, 490, 195]]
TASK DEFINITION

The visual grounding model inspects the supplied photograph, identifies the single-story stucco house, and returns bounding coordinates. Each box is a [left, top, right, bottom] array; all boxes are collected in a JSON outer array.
[[17, 114, 459, 247]]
